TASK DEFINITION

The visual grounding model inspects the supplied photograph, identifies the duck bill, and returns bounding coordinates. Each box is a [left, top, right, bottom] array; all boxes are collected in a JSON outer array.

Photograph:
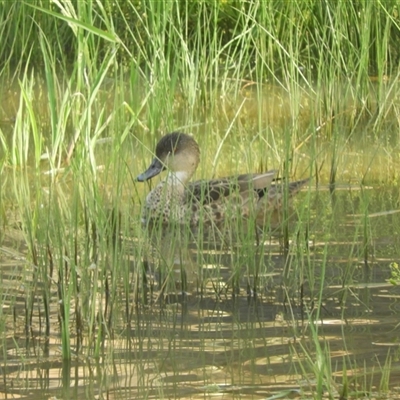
[[136, 157, 164, 182]]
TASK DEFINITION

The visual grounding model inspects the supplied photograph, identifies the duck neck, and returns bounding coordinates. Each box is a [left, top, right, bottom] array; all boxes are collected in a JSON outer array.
[[167, 170, 192, 187]]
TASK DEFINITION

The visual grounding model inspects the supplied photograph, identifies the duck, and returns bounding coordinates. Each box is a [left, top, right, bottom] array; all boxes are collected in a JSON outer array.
[[136, 132, 309, 229]]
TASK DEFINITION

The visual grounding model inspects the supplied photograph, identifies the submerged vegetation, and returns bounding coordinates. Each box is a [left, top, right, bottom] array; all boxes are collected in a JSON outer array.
[[1, 0, 400, 398]]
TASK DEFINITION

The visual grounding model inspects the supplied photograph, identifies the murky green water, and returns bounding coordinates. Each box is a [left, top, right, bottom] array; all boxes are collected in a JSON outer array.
[[1, 78, 400, 399]]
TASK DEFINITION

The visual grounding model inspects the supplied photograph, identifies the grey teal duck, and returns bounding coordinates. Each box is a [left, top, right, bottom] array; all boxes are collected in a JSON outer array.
[[137, 132, 309, 228]]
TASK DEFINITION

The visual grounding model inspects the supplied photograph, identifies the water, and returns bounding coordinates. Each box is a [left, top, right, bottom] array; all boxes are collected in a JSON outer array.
[[1, 188, 400, 398]]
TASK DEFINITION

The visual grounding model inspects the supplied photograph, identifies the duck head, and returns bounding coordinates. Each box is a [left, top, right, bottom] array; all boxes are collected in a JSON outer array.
[[137, 132, 200, 184]]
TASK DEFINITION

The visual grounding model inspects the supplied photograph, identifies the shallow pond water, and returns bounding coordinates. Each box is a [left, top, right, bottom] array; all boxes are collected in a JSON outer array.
[[1, 185, 400, 399]]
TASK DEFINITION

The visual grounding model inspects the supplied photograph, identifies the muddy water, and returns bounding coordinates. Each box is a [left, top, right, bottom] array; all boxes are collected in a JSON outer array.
[[1, 186, 400, 399]]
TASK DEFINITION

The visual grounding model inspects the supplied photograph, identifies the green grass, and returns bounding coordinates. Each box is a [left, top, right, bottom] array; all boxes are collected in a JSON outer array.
[[0, 0, 400, 397]]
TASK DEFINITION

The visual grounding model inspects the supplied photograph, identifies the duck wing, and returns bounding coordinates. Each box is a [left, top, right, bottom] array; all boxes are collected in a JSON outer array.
[[187, 170, 277, 205], [255, 177, 310, 212]]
